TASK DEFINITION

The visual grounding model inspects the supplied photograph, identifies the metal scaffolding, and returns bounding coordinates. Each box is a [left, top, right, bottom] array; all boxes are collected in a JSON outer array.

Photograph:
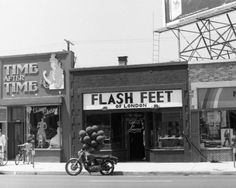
[[155, 12, 236, 62]]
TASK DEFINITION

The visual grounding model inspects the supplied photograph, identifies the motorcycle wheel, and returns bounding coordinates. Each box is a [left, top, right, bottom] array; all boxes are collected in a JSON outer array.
[[100, 160, 114, 175], [1, 151, 8, 166], [65, 158, 82, 176]]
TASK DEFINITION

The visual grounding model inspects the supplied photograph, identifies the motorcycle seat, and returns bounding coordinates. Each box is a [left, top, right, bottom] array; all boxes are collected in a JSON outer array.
[[91, 154, 111, 159]]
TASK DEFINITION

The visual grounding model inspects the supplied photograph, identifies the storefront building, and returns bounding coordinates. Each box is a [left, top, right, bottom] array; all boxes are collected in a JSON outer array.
[[189, 60, 236, 162], [70, 62, 190, 162], [0, 51, 74, 162]]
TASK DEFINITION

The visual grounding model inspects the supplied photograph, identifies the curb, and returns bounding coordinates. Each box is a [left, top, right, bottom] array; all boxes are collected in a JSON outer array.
[[1, 170, 236, 176], [116, 171, 236, 176]]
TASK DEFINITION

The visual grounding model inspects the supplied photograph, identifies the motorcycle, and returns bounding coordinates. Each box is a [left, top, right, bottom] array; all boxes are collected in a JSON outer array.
[[65, 149, 118, 176]]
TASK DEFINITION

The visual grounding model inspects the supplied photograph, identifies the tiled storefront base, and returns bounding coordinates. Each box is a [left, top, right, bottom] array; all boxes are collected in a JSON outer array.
[[201, 148, 233, 162], [34, 149, 61, 162], [149, 149, 185, 162]]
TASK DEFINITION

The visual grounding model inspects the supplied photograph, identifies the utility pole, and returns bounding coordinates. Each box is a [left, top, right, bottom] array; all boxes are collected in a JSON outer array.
[[64, 39, 74, 51]]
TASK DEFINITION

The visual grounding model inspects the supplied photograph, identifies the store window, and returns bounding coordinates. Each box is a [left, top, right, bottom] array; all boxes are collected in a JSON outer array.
[[149, 108, 184, 149], [27, 106, 61, 149], [85, 113, 111, 150], [0, 107, 7, 137], [85, 113, 125, 150], [200, 110, 236, 148], [111, 113, 125, 149]]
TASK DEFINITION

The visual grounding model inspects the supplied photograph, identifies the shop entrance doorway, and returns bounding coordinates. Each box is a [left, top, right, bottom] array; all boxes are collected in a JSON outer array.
[[125, 113, 145, 161], [7, 122, 24, 159]]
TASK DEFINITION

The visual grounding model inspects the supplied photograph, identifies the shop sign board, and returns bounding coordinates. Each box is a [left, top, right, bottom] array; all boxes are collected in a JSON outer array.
[[198, 87, 236, 109], [1, 54, 64, 98], [83, 90, 182, 110], [165, 0, 236, 26], [3, 63, 39, 94]]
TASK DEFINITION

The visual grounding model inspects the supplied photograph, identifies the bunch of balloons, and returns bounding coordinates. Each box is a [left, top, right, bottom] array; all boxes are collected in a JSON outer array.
[[79, 125, 105, 153]]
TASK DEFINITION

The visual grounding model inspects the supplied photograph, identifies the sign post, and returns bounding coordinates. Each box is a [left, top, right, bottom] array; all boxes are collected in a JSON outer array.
[[233, 148, 235, 168], [232, 136, 236, 168]]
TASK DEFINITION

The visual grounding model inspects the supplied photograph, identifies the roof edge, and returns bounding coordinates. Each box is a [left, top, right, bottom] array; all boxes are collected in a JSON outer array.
[[71, 61, 188, 72], [0, 50, 71, 60]]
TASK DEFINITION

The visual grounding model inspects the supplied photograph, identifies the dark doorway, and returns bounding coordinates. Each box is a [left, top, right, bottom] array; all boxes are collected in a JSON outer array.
[[125, 113, 145, 161], [129, 131, 145, 160], [7, 122, 24, 159]]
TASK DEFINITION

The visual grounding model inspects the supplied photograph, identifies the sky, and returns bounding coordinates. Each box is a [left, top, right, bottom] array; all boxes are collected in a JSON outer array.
[[0, 0, 179, 68]]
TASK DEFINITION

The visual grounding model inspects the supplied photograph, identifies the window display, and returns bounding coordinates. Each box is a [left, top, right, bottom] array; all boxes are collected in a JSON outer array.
[[85, 113, 125, 150], [221, 128, 233, 147], [85, 109, 184, 151], [37, 117, 47, 148], [149, 108, 184, 149], [200, 110, 236, 148], [85, 114, 111, 150], [26, 106, 61, 149]]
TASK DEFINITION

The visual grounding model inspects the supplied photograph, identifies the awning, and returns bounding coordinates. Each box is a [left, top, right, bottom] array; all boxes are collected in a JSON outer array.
[[0, 95, 63, 106], [198, 87, 236, 109]]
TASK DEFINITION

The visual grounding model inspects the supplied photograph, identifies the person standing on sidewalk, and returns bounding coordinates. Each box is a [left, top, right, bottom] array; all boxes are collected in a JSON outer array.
[[0, 129, 7, 161]]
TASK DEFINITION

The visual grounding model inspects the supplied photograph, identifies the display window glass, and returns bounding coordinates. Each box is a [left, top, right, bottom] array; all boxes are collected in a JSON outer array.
[[149, 108, 184, 149], [85, 113, 111, 150], [200, 110, 236, 148], [27, 106, 61, 149], [85, 113, 125, 150], [84, 109, 184, 151]]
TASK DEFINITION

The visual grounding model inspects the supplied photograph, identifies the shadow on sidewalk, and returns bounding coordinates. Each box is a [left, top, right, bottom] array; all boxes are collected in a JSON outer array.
[[113, 171, 124, 176]]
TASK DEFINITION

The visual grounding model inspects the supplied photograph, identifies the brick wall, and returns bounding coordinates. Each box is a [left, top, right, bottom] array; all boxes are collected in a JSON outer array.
[[189, 61, 236, 83], [73, 64, 187, 88]]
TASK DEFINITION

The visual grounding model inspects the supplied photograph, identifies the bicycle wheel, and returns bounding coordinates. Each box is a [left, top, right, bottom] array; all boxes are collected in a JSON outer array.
[[32, 157, 35, 168], [0, 150, 4, 166], [31, 151, 35, 168], [22, 151, 27, 164], [1, 151, 8, 166], [15, 154, 22, 165]]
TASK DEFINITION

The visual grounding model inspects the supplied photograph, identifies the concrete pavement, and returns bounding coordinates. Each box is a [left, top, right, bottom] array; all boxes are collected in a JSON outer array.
[[1, 161, 236, 175]]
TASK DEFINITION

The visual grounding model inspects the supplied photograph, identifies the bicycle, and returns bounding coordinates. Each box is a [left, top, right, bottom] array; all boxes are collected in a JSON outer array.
[[15, 144, 35, 168], [0, 146, 8, 166], [15, 145, 27, 165]]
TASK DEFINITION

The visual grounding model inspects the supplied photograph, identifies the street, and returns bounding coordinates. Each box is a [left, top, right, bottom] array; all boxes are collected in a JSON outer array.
[[0, 175, 236, 188]]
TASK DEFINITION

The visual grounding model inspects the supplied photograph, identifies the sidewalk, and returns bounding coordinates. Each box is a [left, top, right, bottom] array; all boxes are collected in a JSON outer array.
[[1, 161, 236, 175]]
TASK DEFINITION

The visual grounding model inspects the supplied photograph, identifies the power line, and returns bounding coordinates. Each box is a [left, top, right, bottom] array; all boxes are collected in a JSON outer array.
[[73, 38, 153, 44]]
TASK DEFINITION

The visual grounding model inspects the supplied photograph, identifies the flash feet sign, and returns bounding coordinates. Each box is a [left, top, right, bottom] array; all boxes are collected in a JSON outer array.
[[83, 90, 182, 110]]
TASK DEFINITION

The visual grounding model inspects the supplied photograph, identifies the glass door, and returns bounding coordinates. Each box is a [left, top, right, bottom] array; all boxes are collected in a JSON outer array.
[[125, 113, 145, 161]]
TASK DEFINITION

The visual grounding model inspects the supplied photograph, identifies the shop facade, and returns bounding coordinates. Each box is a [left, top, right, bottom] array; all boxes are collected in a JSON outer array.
[[70, 62, 190, 162], [0, 51, 74, 162], [189, 60, 236, 161]]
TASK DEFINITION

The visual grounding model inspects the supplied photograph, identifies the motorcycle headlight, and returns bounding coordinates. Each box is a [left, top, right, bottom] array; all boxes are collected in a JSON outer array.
[[78, 150, 83, 157]]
